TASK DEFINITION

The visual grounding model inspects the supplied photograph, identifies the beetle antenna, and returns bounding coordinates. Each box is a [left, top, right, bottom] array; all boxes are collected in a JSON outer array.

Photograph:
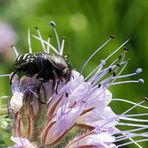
[[11, 45, 19, 57], [28, 28, 32, 53], [10, 70, 18, 85], [50, 21, 61, 54]]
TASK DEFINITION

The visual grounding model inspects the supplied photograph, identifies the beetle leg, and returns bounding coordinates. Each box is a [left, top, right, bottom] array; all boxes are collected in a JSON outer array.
[[10, 70, 18, 85], [52, 70, 60, 94], [56, 80, 60, 94], [32, 85, 46, 104]]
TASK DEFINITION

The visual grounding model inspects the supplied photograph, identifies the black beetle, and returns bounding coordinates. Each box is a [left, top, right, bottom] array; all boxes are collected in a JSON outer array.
[[10, 53, 72, 84]]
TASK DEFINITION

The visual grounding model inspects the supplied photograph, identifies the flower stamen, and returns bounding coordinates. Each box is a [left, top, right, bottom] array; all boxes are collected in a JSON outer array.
[[35, 26, 46, 53], [28, 28, 32, 53], [11, 45, 19, 57], [80, 35, 114, 76], [50, 21, 61, 52]]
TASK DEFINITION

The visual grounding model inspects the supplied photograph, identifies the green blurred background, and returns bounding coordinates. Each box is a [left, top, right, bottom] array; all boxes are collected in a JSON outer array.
[[0, 0, 148, 147]]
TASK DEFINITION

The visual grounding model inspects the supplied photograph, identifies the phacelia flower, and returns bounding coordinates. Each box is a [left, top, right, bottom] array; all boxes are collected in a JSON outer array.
[[0, 22, 17, 59], [2, 21, 148, 148]]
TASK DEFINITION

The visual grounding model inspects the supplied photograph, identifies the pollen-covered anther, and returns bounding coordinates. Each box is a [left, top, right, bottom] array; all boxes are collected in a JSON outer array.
[[110, 35, 115, 39], [144, 97, 148, 102], [118, 55, 122, 60], [116, 63, 121, 67], [138, 79, 144, 83], [50, 21, 56, 27], [108, 68, 112, 73], [123, 47, 128, 52], [136, 68, 142, 74], [100, 59, 106, 66], [34, 26, 39, 30]]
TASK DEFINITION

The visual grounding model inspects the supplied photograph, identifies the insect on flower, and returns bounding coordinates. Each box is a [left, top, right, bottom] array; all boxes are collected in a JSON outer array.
[[1, 21, 148, 148], [10, 22, 72, 85], [9, 21, 72, 110]]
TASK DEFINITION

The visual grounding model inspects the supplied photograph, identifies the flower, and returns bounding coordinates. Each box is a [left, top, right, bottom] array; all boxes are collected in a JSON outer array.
[[0, 22, 17, 59], [6, 21, 148, 147], [10, 136, 37, 148]]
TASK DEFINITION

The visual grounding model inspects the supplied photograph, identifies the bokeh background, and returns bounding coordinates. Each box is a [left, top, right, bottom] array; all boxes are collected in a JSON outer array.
[[0, 0, 148, 147]]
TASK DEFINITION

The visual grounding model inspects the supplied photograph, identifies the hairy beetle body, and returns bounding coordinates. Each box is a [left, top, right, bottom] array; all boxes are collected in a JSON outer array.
[[12, 53, 71, 83]]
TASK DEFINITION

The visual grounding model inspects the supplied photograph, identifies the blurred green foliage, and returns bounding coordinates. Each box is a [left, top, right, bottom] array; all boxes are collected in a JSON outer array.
[[0, 0, 148, 147]]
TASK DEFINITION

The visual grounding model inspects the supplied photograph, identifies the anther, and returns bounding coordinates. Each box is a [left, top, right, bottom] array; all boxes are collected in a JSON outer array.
[[35, 26, 39, 30], [138, 79, 144, 83], [49, 21, 61, 52], [98, 84, 101, 88], [50, 21, 56, 27], [110, 35, 115, 39], [101, 60, 106, 66], [65, 92, 68, 97], [123, 47, 128, 52], [136, 68, 142, 74], [62, 36, 66, 39], [144, 97, 148, 102], [116, 63, 121, 67], [113, 72, 116, 77], [118, 55, 122, 60], [108, 68, 112, 73]]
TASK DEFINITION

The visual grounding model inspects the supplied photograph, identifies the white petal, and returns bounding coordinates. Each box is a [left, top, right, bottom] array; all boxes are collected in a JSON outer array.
[[10, 91, 24, 112], [10, 136, 36, 148]]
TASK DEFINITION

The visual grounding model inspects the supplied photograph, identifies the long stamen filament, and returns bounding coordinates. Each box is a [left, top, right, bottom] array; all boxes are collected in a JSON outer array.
[[32, 35, 59, 54], [104, 39, 129, 62], [112, 68, 142, 82], [50, 21, 61, 52], [118, 122, 148, 128], [103, 51, 128, 86], [115, 127, 147, 137], [46, 35, 51, 53], [60, 37, 65, 55], [99, 61, 128, 87], [112, 98, 148, 110], [124, 113, 148, 117], [117, 138, 148, 147], [87, 55, 122, 83], [107, 79, 144, 87], [80, 36, 114, 76], [0, 74, 11, 77], [121, 133, 143, 148], [11, 45, 19, 57], [35, 27, 46, 53], [97, 51, 128, 87], [0, 96, 10, 99], [119, 116, 148, 122], [115, 132, 148, 142], [28, 29, 32, 53], [101, 99, 147, 127]]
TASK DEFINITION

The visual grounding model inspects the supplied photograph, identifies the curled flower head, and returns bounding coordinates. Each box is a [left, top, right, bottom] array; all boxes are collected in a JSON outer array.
[[4, 21, 148, 147]]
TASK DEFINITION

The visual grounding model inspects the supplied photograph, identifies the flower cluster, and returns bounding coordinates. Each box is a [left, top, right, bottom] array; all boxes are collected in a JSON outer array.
[[3, 21, 148, 147]]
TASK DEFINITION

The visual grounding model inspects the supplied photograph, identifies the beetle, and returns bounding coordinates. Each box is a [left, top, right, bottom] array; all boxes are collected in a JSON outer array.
[[10, 53, 72, 84]]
